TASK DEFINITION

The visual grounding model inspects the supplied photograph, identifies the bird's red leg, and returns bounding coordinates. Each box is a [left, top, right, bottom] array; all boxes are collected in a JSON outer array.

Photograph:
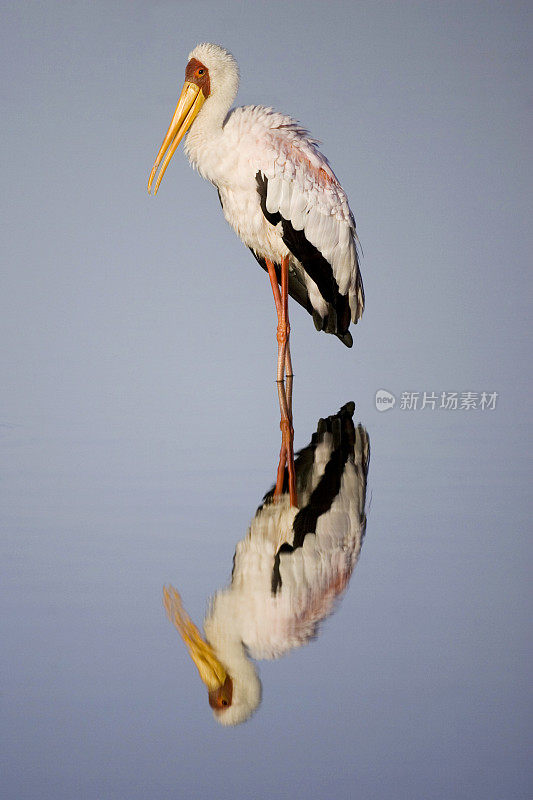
[[266, 257, 297, 507], [266, 258, 288, 498], [265, 255, 293, 381], [284, 342, 293, 378], [273, 430, 287, 499], [280, 255, 293, 379], [265, 258, 287, 383], [279, 256, 297, 505], [274, 379, 297, 506], [285, 373, 293, 418], [284, 374, 297, 507], [266, 258, 282, 317]]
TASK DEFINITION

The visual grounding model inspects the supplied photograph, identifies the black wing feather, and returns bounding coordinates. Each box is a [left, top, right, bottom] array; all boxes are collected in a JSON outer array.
[[255, 172, 353, 346]]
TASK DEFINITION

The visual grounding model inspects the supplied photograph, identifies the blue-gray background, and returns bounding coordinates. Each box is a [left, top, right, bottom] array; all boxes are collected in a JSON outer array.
[[1, 2, 531, 798]]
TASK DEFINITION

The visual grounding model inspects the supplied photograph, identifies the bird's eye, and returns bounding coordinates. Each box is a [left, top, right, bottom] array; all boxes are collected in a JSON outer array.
[[221, 699, 228, 706], [198, 68, 205, 76]]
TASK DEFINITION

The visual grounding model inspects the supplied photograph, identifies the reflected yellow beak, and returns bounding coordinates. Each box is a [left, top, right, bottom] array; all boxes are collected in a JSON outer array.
[[163, 585, 227, 692], [148, 81, 206, 196]]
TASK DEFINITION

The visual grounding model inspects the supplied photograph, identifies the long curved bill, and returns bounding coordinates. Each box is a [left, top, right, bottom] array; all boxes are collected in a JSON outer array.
[[163, 585, 227, 692], [148, 81, 205, 196]]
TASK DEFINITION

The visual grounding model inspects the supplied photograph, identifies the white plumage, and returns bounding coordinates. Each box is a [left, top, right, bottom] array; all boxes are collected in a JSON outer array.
[[164, 402, 370, 726], [149, 43, 364, 347]]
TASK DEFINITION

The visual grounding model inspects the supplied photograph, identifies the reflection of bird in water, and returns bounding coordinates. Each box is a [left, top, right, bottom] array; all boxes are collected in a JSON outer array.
[[164, 402, 370, 726], [147, 43, 365, 484]]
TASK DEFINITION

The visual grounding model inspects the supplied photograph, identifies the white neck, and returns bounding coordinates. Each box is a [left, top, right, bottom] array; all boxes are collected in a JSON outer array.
[[204, 592, 262, 725], [184, 97, 230, 182], [183, 43, 240, 185]]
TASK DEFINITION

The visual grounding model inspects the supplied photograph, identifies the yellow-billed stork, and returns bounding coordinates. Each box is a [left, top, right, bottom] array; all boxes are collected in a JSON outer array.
[[148, 43, 364, 353], [163, 402, 370, 726]]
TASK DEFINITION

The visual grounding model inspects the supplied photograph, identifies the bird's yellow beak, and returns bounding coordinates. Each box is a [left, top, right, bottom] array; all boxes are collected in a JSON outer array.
[[163, 585, 227, 693], [148, 81, 206, 196]]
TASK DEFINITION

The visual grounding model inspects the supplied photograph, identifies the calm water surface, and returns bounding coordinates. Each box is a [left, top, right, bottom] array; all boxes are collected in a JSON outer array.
[[2, 386, 530, 799], [2, 2, 531, 798]]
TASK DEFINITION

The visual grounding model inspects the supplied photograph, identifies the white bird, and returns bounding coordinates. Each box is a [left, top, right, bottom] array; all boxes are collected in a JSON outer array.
[[148, 43, 364, 374], [163, 402, 370, 726]]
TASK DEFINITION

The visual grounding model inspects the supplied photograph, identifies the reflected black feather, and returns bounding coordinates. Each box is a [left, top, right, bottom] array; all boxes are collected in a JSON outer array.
[[269, 402, 367, 594]]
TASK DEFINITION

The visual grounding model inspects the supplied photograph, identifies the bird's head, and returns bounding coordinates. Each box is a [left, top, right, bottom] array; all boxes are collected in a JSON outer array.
[[148, 43, 239, 195], [163, 585, 261, 726]]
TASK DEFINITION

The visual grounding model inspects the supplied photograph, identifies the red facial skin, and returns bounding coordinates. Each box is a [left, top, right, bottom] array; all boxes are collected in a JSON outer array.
[[185, 58, 211, 98], [208, 675, 233, 710]]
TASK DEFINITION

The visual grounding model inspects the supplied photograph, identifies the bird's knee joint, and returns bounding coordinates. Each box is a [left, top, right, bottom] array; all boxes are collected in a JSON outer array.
[[280, 418, 293, 438], [276, 322, 290, 344]]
